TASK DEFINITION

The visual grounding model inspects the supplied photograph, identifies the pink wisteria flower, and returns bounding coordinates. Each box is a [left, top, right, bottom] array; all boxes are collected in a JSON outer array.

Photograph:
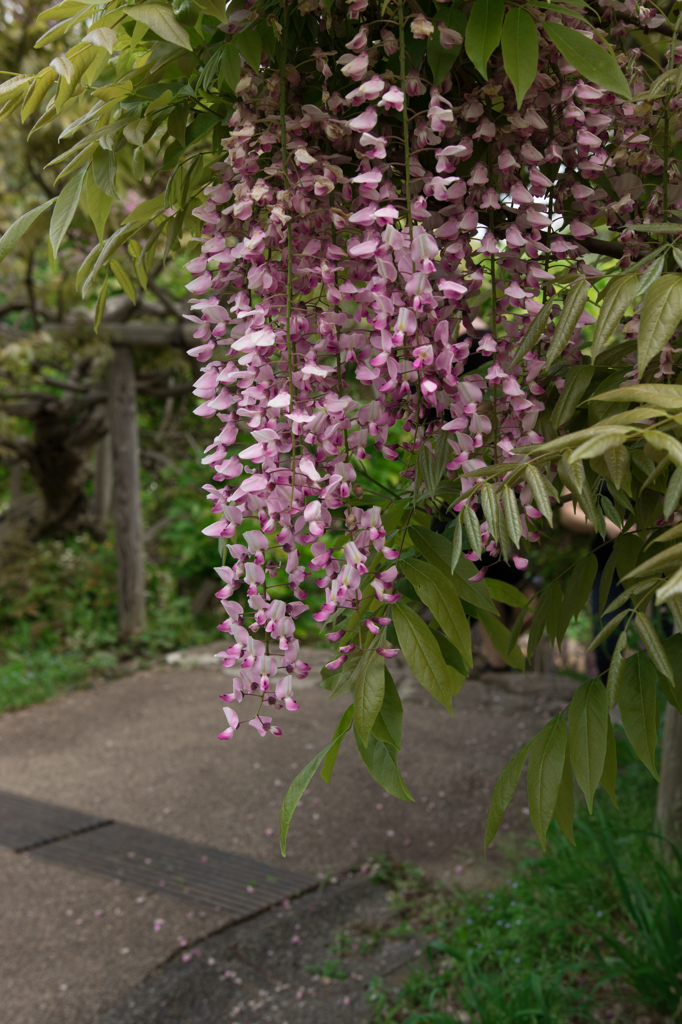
[[181, 0, 662, 746]]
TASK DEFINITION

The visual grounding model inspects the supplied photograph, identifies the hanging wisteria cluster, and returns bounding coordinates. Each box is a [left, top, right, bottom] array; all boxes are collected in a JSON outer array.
[[183, 0, 672, 748], [5, 0, 682, 851]]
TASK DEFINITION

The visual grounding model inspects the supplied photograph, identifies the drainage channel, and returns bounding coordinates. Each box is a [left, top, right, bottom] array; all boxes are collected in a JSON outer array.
[[0, 789, 314, 915]]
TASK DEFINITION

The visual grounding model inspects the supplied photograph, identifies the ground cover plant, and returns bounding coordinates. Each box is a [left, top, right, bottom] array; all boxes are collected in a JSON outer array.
[[355, 728, 682, 1023], [3, 0, 682, 856]]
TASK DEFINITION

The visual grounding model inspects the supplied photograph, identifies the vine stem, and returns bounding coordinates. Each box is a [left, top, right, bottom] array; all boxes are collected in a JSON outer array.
[[399, 0, 419, 460], [278, 10, 297, 506], [398, 0, 413, 247], [664, 13, 682, 222], [488, 204, 498, 462]]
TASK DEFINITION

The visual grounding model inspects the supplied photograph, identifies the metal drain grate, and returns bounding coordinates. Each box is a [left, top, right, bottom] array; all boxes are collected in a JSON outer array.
[[33, 822, 314, 914], [0, 789, 110, 851]]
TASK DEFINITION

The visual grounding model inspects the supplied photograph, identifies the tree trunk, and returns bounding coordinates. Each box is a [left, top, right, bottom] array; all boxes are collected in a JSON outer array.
[[9, 461, 22, 506], [656, 704, 682, 847], [92, 433, 113, 525], [108, 346, 146, 640], [25, 402, 106, 537]]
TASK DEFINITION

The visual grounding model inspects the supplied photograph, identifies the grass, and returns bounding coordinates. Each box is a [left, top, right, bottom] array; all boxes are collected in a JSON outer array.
[[0, 529, 220, 713], [327, 725, 681, 1024]]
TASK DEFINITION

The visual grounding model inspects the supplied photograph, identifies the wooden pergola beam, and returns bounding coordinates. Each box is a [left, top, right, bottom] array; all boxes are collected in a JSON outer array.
[[34, 320, 198, 347]]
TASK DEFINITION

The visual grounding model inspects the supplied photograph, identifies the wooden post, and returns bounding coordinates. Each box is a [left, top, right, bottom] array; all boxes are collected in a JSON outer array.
[[657, 705, 682, 846], [9, 461, 22, 506], [108, 346, 146, 639], [92, 433, 113, 525]]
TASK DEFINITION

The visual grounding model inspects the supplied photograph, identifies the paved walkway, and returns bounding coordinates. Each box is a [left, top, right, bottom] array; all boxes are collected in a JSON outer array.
[[0, 645, 578, 1023]]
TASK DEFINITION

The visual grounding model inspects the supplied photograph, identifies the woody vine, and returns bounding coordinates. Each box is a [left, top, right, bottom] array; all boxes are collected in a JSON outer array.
[[3, 0, 682, 853]]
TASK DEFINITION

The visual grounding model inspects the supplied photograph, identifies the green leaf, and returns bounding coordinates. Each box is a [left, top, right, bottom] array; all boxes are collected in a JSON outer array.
[[600, 716, 618, 807], [509, 296, 554, 367], [126, 4, 192, 50], [569, 427, 633, 464], [485, 739, 533, 848], [568, 679, 608, 813], [353, 727, 414, 801], [427, 5, 466, 85], [462, 504, 482, 556], [433, 429, 452, 483], [48, 168, 85, 259], [627, 222, 682, 234], [603, 446, 632, 495], [658, 669, 682, 714], [132, 146, 145, 181], [433, 630, 468, 679], [408, 525, 451, 576], [353, 649, 385, 745], [110, 258, 137, 304], [0, 197, 57, 265], [21, 68, 58, 121], [417, 445, 440, 497], [545, 278, 590, 368], [480, 482, 501, 539], [320, 650, 362, 696], [83, 220, 140, 295], [527, 714, 568, 850], [637, 254, 666, 299], [553, 741, 575, 844], [634, 613, 673, 683], [524, 465, 553, 525], [477, 609, 526, 670], [551, 365, 595, 430], [393, 603, 462, 711], [195, 0, 226, 20], [588, 609, 629, 653], [122, 194, 166, 225], [402, 559, 472, 665], [221, 41, 241, 91], [662, 634, 682, 707], [452, 557, 497, 612], [589, 383, 682, 409], [544, 22, 630, 99], [556, 554, 598, 647], [501, 485, 522, 547], [92, 147, 118, 199], [591, 274, 638, 361], [235, 28, 262, 72], [619, 653, 659, 779], [642, 428, 682, 471], [185, 110, 221, 146], [638, 274, 682, 374], [320, 705, 353, 784], [85, 169, 112, 243], [501, 8, 538, 108], [371, 668, 403, 750], [93, 274, 108, 334], [280, 743, 334, 855], [668, 596, 682, 636], [664, 467, 682, 519], [465, 0, 504, 79], [450, 518, 463, 573], [168, 102, 189, 145], [122, 117, 152, 148], [75, 238, 104, 294], [486, 578, 527, 608]]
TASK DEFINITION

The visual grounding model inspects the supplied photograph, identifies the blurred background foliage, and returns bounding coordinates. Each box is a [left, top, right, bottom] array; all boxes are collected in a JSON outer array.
[[0, 0, 626, 711], [0, 0, 225, 708]]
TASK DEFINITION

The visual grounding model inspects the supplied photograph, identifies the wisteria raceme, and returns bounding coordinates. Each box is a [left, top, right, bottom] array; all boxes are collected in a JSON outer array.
[[182, 0, 678, 743]]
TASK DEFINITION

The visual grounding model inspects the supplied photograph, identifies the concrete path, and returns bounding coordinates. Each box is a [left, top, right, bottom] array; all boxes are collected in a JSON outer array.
[[0, 645, 578, 1024]]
